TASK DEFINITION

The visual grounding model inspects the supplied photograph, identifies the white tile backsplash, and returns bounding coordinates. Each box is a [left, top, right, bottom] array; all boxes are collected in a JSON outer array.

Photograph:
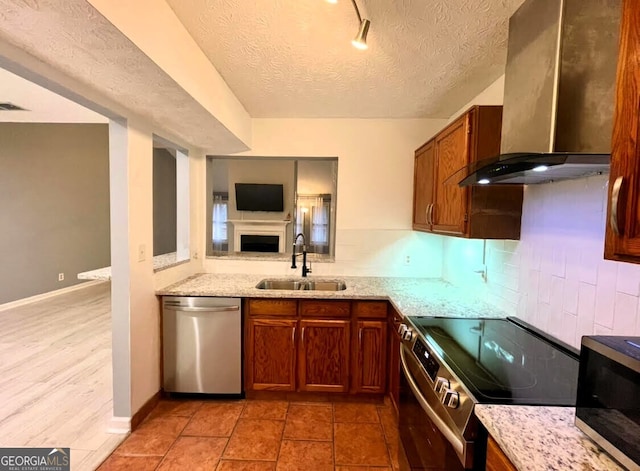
[[442, 174, 640, 349], [613, 292, 638, 333]]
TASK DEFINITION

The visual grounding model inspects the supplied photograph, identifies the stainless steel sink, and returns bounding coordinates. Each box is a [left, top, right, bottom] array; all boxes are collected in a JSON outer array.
[[255, 279, 347, 291], [255, 280, 306, 290], [305, 280, 347, 291]]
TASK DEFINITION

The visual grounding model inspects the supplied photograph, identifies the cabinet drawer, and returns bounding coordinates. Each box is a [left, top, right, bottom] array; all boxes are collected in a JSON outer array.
[[353, 301, 388, 319], [247, 299, 297, 317], [300, 300, 351, 318]]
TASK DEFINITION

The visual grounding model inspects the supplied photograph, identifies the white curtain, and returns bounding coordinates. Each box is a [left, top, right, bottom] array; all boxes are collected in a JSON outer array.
[[212, 196, 228, 243], [296, 195, 329, 247], [310, 198, 329, 246]]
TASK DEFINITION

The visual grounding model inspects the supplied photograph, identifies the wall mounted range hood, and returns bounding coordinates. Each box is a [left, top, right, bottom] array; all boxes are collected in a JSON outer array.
[[455, 0, 621, 186]]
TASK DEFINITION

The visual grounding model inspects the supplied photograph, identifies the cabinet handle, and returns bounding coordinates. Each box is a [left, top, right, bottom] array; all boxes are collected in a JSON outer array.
[[610, 176, 624, 236], [358, 328, 363, 346], [428, 204, 434, 225], [291, 326, 296, 346], [301, 327, 305, 345]]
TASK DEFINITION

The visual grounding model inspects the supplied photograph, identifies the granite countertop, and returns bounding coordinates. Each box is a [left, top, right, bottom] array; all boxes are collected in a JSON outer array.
[[476, 405, 624, 471], [78, 252, 189, 280], [156, 273, 507, 319]]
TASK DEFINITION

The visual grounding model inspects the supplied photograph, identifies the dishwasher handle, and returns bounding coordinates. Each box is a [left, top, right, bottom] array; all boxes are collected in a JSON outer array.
[[163, 304, 240, 313]]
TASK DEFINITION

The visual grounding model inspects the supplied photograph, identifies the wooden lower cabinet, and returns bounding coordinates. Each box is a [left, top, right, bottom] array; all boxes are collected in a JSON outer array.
[[298, 319, 350, 392], [245, 318, 297, 391], [486, 435, 517, 471], [352, 320, 387, 394], [245, 299, 391, 397], [387, 309, 402, 413]]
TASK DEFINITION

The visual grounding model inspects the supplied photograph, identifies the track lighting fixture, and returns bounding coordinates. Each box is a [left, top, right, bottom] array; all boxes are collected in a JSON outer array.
[[324, 0, 371, 49]]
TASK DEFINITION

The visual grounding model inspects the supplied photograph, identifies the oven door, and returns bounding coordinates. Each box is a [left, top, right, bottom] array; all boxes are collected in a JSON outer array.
[[399, 345, 478, 470]]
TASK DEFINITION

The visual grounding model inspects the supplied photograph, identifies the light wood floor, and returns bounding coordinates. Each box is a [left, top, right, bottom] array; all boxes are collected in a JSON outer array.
[[0, 281, 123, 470]]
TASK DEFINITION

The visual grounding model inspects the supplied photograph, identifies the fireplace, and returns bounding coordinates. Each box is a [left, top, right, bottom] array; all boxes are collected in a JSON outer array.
[[240, 235, 279, 253], [228, 220, 291, 253]]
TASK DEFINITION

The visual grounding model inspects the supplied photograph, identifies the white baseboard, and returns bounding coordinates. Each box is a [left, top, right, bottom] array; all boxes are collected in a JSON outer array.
[[0, 280, 108, 312], [107, 416, 131, 434]]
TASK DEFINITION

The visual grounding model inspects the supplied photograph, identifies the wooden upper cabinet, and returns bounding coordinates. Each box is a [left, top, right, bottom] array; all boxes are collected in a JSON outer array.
[[245, 318, 297, 391], [298, 319, 350, 393], [412, 106, 523, 239], [413, 140, 435, 231], [352, 320, 387, 394], [605, 0, 640, 262], [433, 113, 471, 235]]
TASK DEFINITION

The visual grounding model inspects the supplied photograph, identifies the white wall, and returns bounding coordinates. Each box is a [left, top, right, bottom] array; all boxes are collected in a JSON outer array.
[[204, 119, 448, 277], [441, 77, 640, 349]]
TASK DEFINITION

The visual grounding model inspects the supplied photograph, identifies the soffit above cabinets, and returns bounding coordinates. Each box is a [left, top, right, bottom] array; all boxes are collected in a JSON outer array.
[[166, 0, 525, 118]]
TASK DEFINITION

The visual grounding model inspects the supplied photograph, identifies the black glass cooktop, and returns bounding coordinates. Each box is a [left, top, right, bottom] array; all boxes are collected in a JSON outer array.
[[409, 316, 580, 406]]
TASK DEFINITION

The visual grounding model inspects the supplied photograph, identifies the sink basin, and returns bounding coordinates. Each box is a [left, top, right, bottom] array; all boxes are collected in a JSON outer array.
[[255, 280, 306, 290], [305, 280, 347, 291], [255, 279, 347, 291]]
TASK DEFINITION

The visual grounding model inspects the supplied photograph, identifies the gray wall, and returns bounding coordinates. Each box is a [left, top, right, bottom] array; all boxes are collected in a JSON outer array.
[[0, 123, 110, 304], [152, 148, 177, 256]]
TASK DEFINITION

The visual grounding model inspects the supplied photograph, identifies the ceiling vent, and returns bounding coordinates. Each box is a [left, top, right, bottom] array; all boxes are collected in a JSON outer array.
[[0, 102, 28, 111]]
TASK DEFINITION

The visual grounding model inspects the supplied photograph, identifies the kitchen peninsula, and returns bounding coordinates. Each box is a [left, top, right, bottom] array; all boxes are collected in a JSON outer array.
[[156, 273, 624, 471]]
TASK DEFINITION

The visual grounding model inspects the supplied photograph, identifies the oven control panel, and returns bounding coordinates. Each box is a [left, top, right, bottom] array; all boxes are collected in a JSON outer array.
[[412, 338, 440, 382]]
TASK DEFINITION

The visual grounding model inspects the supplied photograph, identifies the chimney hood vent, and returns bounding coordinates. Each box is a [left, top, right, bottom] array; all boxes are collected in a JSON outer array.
[[457, 0, 620, 186]]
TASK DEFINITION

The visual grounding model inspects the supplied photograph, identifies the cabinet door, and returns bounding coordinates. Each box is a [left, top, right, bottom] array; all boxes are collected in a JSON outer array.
[[486, 436, 517, 471], [605, 0, 640, 261], [388, 311, 402, 414], [433, 113, 471, 235], [298, 319, 350, 393], [352, 320, 387, 394], [245, 318, 297, 391], [413, 140, 435, 231]]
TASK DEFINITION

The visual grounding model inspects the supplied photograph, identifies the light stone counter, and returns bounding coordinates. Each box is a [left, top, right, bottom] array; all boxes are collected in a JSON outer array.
[[78, 252, 189, 280], [156, 273, 508, 319], [475, 405, 623, 471]]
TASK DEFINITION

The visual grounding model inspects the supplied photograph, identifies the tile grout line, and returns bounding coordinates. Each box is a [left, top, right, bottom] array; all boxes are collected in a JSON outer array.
[[376, 406, 394, 469], [331, 402, 336, 469], [215, 400, 246, 468], [151, 408, 193, 470], [273, 401, 290, 467]]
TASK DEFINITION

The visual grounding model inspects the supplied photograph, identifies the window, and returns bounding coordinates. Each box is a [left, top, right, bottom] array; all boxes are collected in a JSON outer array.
[[212, 192, 228, 251], [296, 195, 331, 254], [206, 157, 337, 258]]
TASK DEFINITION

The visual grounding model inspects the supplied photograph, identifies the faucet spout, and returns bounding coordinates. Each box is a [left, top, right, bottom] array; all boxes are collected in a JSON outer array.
[[291, 233, 311, 277]]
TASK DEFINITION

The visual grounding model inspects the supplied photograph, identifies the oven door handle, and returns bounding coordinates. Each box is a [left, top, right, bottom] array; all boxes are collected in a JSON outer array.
[[400, 346, 465, 457]]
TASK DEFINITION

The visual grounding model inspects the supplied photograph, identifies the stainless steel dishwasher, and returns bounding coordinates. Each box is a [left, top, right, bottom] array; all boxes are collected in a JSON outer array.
[[162, 296, 242, 394]]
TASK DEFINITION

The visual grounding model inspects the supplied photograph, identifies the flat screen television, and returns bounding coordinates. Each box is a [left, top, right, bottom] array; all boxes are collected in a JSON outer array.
[[235, 183, 284, 212]]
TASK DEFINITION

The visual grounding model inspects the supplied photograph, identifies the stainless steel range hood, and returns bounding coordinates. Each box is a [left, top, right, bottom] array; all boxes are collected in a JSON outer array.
[[456, 0, 621, 186]]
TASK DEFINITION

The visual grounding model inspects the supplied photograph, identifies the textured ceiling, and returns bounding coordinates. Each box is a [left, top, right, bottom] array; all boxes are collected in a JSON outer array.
[[166, 0, 526, 118], [0, 0, 248, 152]]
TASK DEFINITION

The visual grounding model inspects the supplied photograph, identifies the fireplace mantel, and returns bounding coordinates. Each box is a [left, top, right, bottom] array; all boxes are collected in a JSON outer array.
[[227, 220, 292, 253]]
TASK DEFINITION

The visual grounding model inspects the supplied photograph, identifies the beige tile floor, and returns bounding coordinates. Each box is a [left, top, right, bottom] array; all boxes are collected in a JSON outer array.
[[98, 398, 401, 471], [0, 282, 123, 470]]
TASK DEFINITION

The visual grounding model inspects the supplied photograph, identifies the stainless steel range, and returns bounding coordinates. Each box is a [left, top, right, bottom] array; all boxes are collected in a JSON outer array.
[[398, 316, 580, 470]]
